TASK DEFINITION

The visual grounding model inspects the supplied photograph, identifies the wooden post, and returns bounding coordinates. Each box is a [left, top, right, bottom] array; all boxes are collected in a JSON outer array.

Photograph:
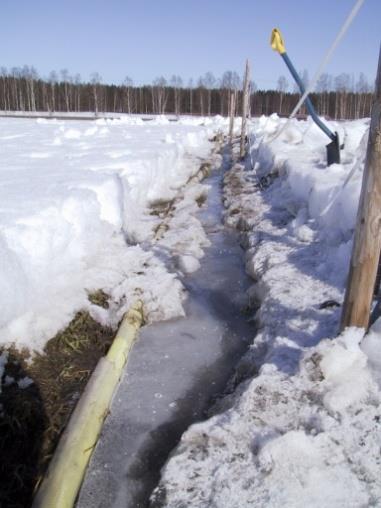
[[240, 59, 250, 159], [229, 90, 236, 143], [341, 45, 381, 331]]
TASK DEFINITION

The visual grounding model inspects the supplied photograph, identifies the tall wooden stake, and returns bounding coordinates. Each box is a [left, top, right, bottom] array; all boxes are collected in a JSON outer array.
[[341, 45, 381, 331], [240, 59, 250, 159], [229, 90, 236, 143]]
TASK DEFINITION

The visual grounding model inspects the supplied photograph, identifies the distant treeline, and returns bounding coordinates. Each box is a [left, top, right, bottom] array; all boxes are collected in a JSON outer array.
[[0, 67, 374, 119]]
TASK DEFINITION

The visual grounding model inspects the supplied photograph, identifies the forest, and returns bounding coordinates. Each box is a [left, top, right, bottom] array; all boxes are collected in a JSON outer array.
[[0, 66, 374, 119]]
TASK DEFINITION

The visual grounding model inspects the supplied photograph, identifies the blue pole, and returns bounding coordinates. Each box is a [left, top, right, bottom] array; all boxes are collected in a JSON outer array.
[[281, 52, 336, 142]]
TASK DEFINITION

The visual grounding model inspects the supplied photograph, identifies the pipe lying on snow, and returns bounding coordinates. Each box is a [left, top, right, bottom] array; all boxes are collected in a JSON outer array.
[[32, 302, 144, 508]]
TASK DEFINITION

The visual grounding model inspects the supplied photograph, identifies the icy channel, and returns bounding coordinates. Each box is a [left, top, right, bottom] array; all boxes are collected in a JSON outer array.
[[77, 153, 255, 508]]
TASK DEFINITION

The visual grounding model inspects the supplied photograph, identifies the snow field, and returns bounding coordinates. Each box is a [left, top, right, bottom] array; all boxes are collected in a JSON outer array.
[[0, 115, 227, 352], [154, 115, 381, 507]]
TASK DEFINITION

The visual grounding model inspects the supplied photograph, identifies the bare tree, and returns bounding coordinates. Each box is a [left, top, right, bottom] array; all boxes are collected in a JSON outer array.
[[153, 76, 168, 114], [1, 67, 9, 110], [221, 70, 241, 90], [240, 60, 250, 158], [188, 78, 194, 115], [123, 76, 133, 113], [60, 69, 72, 112], [277, 75, 288, 114], [335, 73, 351, 119], [74, 74, 81, 112], [316, 73, 331, 116], [170, 75, 183, 115], [21, 65, 38, 111], [203, 71, 216, 116], [249, 80, 257, 117], [90, 72, 102, 115], [250, 80, 257, 92], [197, 76, 206, 116], [10, 67, 20, 110], [48, 71, 58, 112], [356, 72, 371, 118], [0, 65, 374, 119], [220, 71, 241, 115]]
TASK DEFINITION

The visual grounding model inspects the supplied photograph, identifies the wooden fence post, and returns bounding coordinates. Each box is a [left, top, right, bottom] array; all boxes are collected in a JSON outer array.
[[229, 90, 236, 142], [240, 59, 250, 159], [341, 45, 381, 331]]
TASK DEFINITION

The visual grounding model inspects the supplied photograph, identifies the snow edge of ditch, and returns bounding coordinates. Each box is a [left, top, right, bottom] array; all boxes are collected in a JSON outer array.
[[151, 149, 381, 508], [2, 137, 224, 508], [30, 136, 226, 508]]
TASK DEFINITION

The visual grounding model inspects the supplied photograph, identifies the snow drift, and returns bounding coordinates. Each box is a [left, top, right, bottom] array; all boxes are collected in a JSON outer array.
[[0, 115, 226, 351], [154, 115, 381, 507]]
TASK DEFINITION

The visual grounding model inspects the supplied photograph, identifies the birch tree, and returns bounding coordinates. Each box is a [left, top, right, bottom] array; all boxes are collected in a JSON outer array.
[[203, 71, 216, 116], [90, 72, 102, 115], [123, 76, 133, 114], [170, 75, 183, 116], [277, 75, 288, 115], [153, 77, 168, 114]]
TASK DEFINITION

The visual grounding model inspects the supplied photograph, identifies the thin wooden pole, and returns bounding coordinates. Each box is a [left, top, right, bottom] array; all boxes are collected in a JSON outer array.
[[229, 90, 236, 143], [341, 45, 381, 331], [240, 59, 250, 159]]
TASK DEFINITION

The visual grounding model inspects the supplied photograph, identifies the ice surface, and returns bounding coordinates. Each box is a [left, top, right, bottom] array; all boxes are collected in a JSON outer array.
[[77, 159, 255, 508]]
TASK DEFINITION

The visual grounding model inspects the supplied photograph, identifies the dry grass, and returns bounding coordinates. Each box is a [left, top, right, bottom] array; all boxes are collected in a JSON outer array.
[[87, 288, 110, 308], [0, 293, 115, 507], [149, 199, 175, 218]]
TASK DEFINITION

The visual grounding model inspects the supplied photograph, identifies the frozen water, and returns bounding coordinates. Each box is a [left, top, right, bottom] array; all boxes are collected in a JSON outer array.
[[77, 154, 255, 508]]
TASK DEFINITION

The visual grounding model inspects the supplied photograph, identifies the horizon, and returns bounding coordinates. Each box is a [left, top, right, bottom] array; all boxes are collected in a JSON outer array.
[[0, 0, 379, 90], [0, 65, 375, 92]]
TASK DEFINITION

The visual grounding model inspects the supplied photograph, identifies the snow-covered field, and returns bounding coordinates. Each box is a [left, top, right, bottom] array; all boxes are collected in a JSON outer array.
[[0, 115, 226, 352], [154, 115, 381, 507], [2, 111, 381, 505]]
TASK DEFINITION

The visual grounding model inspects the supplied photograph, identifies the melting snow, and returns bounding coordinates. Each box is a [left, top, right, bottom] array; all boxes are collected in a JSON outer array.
[[0, 115, 227, 351], [154, 115, 381, 507]]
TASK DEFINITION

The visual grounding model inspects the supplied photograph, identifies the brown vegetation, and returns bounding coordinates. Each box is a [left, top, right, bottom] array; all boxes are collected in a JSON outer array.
[[0, 299, 115, 507]]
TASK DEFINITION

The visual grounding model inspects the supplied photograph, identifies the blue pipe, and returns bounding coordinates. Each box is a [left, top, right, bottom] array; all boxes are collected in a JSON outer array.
[[281, 52, 336, 142]]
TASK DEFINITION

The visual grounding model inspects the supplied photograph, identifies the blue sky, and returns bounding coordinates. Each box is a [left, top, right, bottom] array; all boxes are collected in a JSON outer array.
[[0, 0, 379, 89]]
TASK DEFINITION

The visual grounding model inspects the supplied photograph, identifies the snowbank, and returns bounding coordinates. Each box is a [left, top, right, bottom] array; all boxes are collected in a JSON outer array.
[[154, 328, 380, 508], [154, 115, 381, 507], [0, 115, 226, 351]]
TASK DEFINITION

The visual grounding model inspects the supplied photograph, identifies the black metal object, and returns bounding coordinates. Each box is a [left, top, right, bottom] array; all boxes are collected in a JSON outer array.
[[326, 131, 341, 165]]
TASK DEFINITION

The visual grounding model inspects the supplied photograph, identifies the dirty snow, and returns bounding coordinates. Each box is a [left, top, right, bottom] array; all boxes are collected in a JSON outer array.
[[154, 115, 381, 507], [0, 115, 227, 351]]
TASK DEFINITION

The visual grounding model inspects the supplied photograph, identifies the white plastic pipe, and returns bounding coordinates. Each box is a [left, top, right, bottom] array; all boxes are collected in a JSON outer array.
[[32, 302, 144, 508]]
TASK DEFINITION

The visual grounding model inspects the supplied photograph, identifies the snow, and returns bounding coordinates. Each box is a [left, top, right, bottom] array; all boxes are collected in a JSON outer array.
[[154, 115, 381, 507], [77, 165, 255, 508], [3, 111, 381, 504], [361, 319, 381, 387], [0, 115, 227, 352]]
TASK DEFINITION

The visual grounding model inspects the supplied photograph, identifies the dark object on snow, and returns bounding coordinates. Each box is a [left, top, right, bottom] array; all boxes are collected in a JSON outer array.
[[319, 300, 341, 309], [326, 132, 343, 165]]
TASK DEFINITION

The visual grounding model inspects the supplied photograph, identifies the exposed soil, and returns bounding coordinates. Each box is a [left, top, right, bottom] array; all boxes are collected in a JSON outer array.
[[0, 296, 115, 508]]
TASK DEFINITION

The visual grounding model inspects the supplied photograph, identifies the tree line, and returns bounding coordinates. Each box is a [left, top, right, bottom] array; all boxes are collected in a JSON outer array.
[[0, 66, 374, 120]]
